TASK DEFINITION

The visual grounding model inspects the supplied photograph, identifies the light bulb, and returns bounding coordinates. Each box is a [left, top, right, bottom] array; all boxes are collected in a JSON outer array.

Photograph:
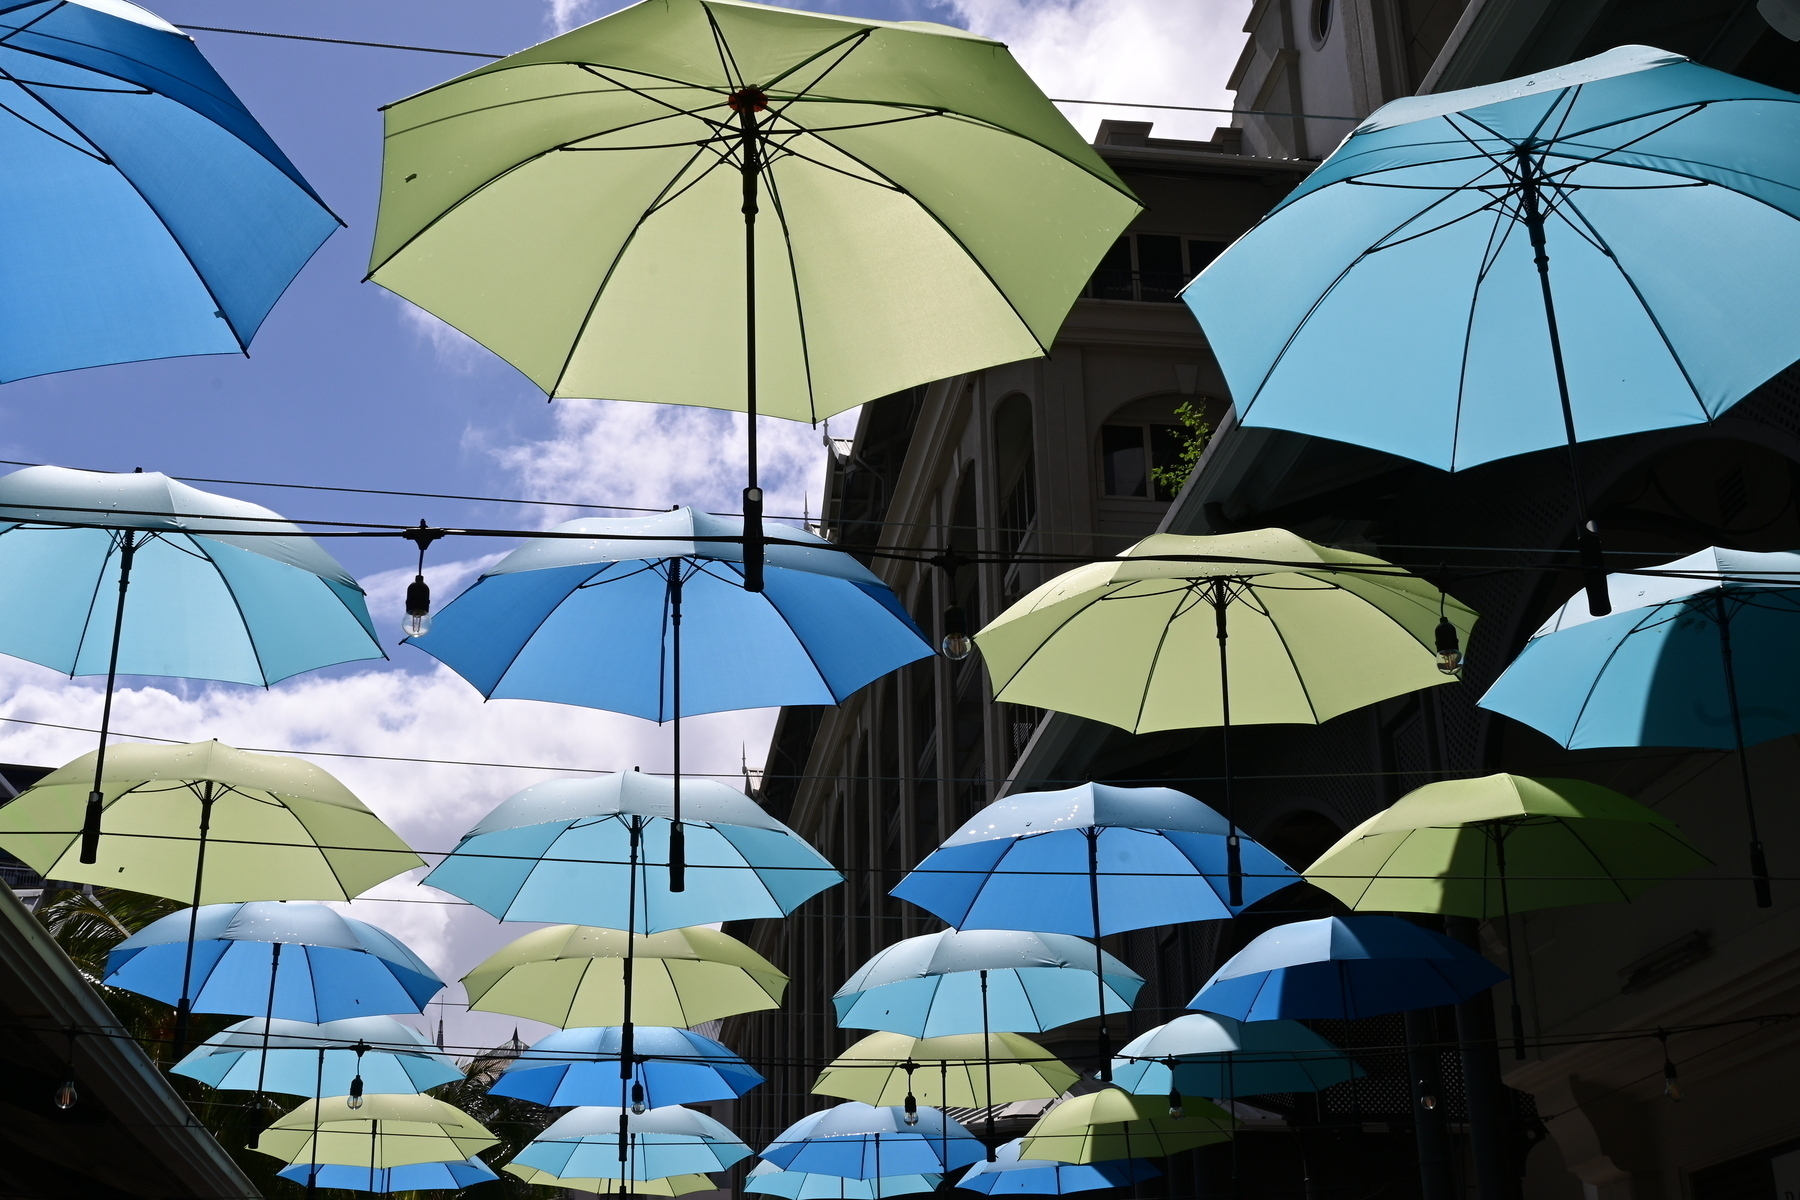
[[1421, 1094, 1437, 1111], [346, 1075, 365, 1110], [630, 1082, 647, 1115], [402, 575, 432, 640], [1662, 1061, 1680, 1101], [940, 606, 973, 661], [1167, 1088, 1183, 1121], [345, 1092, 364, 1111], [903, 1094, 919, 1126], [53, 1080, 76, 1110], [1434, 616, 1462, 675]]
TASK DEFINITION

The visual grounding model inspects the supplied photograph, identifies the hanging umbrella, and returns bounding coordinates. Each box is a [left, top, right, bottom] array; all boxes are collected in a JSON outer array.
[[957, 1139, 1159, 1194], [1479, 547, 1798, 905], [422, 771, 840, 930], [1181, 46, 1800, 612], [512, 1105, 753, 1178], [833, 930, 1143, 1038], [812, 1031, 1078, 1108], [106, 902, 445, 1023], [505, 1165, 720, 1195], [746, 1161, 942, 1198], [254, 1094, 496, 1169], [172, 1016, 460, 1096], [1189, 915, 1505, 1021], [462, 924, 786, 1028], [1017, 1090, 1233, 1164], [974, 529, 1475, 903], [891, 782, 1295, 1075], [489, 1025, 764, 1108], [0, 0, 337, 382], [0, 466, 385, 864], [762, 1103, 986, 1178], [370, 0, 1138, 587], [276, 1156, 497, 1193], [1110, 1013, 1360, 1099]]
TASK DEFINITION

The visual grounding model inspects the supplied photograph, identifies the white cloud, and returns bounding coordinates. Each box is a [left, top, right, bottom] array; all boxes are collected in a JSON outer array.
[[390, 298, 498, 376]]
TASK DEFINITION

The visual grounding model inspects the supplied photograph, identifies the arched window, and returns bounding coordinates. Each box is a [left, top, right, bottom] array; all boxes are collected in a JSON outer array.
[[1098, 394, 1215, 501]]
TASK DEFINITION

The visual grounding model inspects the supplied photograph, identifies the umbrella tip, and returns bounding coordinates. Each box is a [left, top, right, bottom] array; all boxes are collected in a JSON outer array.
[[133, 466, 143, 473]]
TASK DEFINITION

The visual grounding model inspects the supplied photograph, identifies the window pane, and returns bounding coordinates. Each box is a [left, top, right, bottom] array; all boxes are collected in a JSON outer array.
[[1088, 236, 1134, 301], [1102, 425, 1147, 497], [1150, 423, 1184, 500], [1137, 234, 1184, 302], [1187, 239, 1228, 276]]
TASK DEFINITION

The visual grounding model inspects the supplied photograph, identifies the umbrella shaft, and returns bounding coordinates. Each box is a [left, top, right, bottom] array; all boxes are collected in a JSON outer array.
[[1212, 579, 1242, 906], [81, 534, 137, 864], [670, 564, 685, 892], [1715, 594, 1772, 906], [739, 105, 764, 591], [175, 790, 213, 1055]]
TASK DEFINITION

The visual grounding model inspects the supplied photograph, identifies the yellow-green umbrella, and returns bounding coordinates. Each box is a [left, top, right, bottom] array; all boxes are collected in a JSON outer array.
[[1018, 1090, 1234, 1164], [254, 1094, 496, 1169], [462, 924, 787, 1027], [505, 1164, 717, 1194], [812, 1031, 1078, 1107], [1304, 773, 1710, 917], [0, 740, 421, 903]]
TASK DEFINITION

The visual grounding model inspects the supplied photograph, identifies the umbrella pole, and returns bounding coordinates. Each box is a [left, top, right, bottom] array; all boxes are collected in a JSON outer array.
[[174, 785, 215, 1055], [980, 970, 996, 1161], [622, 817, 640, 1083], [669, 562, 686, 892], [1211, 579, 1243, 907], [1085, 829, 1112, 1082], [253, 942, 282, 1104], [80, 531, 137, 864], [1715, 592, 1773, 907], [369, 1116, 378, 1195], [1517, 154, 1610, 618], [734, 92, 766, 593], [1494, 831, 1527, 1059], [306, 1047, 323, 1200]]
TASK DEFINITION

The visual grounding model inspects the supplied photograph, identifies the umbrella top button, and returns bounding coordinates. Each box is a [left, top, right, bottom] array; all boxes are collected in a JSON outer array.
[[728, 88, 769, 112]]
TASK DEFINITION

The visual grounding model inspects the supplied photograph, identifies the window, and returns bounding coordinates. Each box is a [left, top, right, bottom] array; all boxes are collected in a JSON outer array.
[[1101, 421, 1184, 499], [1085, 234, 1229, 303]]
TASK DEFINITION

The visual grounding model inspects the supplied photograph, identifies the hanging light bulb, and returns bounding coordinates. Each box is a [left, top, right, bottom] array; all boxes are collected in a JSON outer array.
[[346, 1073, 365, 1111], [903, 1092, 919, 1126], [1167, 1084, 1183, 1121], [630, 1081, 648, 1116], [1421, 1093, 1437, 1111], [400, 521, 445, 640], [1434, 616, 1463, 675], [1660, 1034, 1680, 1101], [940, 605, 973, 661], [53, 1079, 77, 1110]]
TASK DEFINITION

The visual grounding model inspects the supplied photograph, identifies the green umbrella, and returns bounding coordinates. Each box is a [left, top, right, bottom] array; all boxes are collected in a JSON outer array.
[[255, 1094, 497, 1169], [369, 0, 1138, 586], [1017, 1089, 1234, 1164], [811, 1031, 1079, 1107], [975, 527, 1477, 902]]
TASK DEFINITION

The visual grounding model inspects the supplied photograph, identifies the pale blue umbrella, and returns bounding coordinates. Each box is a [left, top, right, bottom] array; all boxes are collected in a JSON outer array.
[[172, 1016, 459, 1097], [745, 1161, 942, 1199], [276, 1156, 497, 1193], [488, 1025, 763, 1108], [956, 1139, 1158, 1194], [1110, 1013, 1361, 1098], [513, 1105, 752, 1178], [761, 1103, 986, 1179]]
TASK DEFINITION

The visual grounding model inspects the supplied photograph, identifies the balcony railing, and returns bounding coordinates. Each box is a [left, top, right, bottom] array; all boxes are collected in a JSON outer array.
[[1084, 268, 1193, 304]]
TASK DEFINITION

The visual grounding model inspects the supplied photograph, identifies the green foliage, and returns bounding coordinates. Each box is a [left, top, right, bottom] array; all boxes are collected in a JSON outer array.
[[1150, 400, 1213, 499]]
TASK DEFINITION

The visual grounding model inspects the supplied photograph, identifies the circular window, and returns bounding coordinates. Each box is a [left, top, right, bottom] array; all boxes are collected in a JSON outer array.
[[1313, 0, 1333, 43]]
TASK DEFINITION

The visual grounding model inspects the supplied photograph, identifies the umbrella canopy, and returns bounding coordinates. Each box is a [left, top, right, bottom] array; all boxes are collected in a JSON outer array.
[[0, 1, 336, 380], [746, 1161, 942, 1198], [0, 467, 381, 685], [513, 1105, 753, 1179], [462, 924, 786, 1028], [106, 902, 444, 1020], [0, 740, 421, 903], [369, 0, 1137, 423], [505, 1165, 719, 1195], [812, 1032, 1078, 1107], [254, 1094, 496, 1168], [489, 1025, 764, 1107], [1305, 774, 1709, 916], [422, 771, 839, 931], [1017, 1090, 1233, 1164], [833, 930, 1143, 1037], [277, 1156, 497, 1194], [172, 1016, 460, 1096], [1110, 1013, 1361, 1098], [1189, 916, 1506, 1021], [957, 1139, 1159, 1194], [892, 784, 1298, 933], [976, 529, 1476, 735], [762, 1103, 986, 1178], [1180, 47, 1800, 473], [407, 508, 930, 716]]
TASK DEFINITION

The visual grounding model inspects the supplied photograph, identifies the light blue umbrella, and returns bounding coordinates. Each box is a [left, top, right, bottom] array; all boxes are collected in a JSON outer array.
[[422, 772, 839, 931], [956, 1139, 1158, 1194], [833, 930, 1144, 1038], [489, 1025, 764, 1108], [409, 506, 930, 886], [513, 1105, 752, 1179], [1182, 46, 1800, 613], [745, 1161, 942, 1199], [106, 902, 445, 1021], [1480, 547, 1800, 905], [761, 1103, 986, 1179], [277, 1156, 497, 1193], [172, 1016, 460, 1097], [1110, 1013, 1361, 1098], [1189, 916, 1505, 1021], [0, 0, 337, 381]]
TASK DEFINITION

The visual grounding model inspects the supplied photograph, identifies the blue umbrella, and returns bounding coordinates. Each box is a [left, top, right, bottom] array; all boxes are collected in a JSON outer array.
[[489, 1025, 764, 1108], [106, 902, 445, 1021], [1182, 46, 1800, 613], [0, 0, 336, 381], [1189, 916, 1505, 1021], [408, 507, 930, 884], [422, 772, 839, 931], [277, 1156, 497, 1194], [1110, 1013, 1361, 1098], [172, 1015, 460, 1097], [891, 783, 1297, 1075], [761, 1103, 986, 1179], [745, 1161, 942, 1199], [513, 1105, 752, 1179], [955, 1139, 1158, 1194], [1480, 547, 1800, 905], [834, 930, 1144, 1038]]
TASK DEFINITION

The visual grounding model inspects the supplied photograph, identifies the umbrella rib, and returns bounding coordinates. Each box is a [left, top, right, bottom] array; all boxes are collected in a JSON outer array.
[[69, 528, 124, 679], [0, 89, 109, 160], [755, 162, 825, 428], [186, 532, 273, 686], [1128, 582, 1204, 732], [1449, 201, 1519, 470], [700, 3, 748, 93], [1250, 582, 1324, 725]]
